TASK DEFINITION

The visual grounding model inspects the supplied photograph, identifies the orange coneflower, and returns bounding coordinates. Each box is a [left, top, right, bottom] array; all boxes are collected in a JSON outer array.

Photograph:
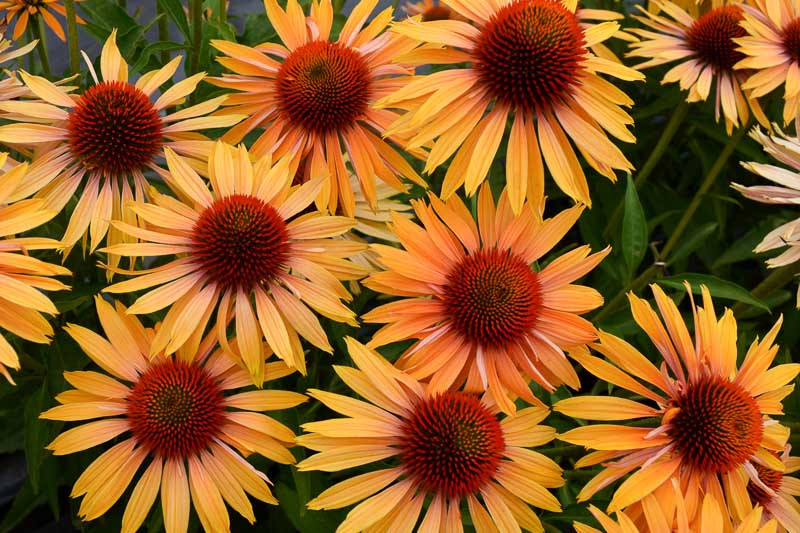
[[0, 31, 244, 272], [0, 156, 69, 384], [0, 0, 84, 41], [555, 284, 800, 530], [735, 0, 800, 128], [41, 296, 306, 533], [739, 447, 800, 532], [379, 0, 644, 214], [363, 185, 608, 414], [296, 337, 564, 532], [208, 0, 425, 217], [732, 127, 800, 307], [628, 0, 766, 134], [574, 505, 782, 533], [103, 142, 365, 382]]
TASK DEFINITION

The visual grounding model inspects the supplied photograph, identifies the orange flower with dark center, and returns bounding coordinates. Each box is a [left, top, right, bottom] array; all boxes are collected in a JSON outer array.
[[399, 393, 505, 499], [747, 462, 784, 508], [276, 40, 372, 135], [442, 249, 541, 348], [190, 194, 290, 291], [66, 81, 164, 175], [668, 376, 763, 474], [686, 6, 747, 72], [555, 284, 800, 529], [784, 18, 800, 63], [474, 0, 586, 113], [127, 360, 225, 459]]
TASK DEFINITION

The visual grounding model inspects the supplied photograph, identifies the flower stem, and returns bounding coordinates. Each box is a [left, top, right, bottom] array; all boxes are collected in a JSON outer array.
[[156, 0, 169, 64], [595, 121, 750, 321], [63, 0, 80, 74], [31, 16, 51, 77], [659, 120, 750, 259], [218, 0, 226, 23], [602, 100, 690, 240], [189, 0, 203, 76]]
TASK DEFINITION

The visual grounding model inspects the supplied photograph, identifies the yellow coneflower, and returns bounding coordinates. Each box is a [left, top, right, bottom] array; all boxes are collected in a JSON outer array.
[[628, 0, 766, 134], [574, 504, 783, 532], [0, 31, 244, 272], [0, 155, 69, 385], [555, 284, 799, 530], [296, 337, 564, 532], [208, 0, 425, 217], [41, 296, 306, 533], [103, 142, 365, 382], [735, 0, 800, 128], [379, 0, 643, 214], [732, 127, 800, 307], [363, 184, 608, 414], [0, 0, 84, 41]]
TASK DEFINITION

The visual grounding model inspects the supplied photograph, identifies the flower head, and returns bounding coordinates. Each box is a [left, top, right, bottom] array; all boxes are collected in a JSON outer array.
[[208, 0, 425, 217], [41, 296, 306, 533], [297, 338, 563, 532], [363, 185, 608, 414], [629, 0, 764, 134], [379, 0, 643, 214], [732, 127, 800, 306], [0, 0, 84, 41], [555, 284, 799, 529], [735, 0, 800, 128], [103, 142, 365, 382], [0, 31, 244, 272], [0, 156, 69, 385], [741, 448, 800, 532]]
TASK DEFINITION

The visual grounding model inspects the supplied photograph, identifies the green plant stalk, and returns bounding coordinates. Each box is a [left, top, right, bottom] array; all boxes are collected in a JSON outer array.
[[602, 100, 691, 240], [189, 0, 203, 77], [156, 0, 170, 64], [660, 121, 750, 258], [732, 262, 800, 315], [63, 0, 80, 74], [596, 122, 750, 321], [218, 0, 226, 23], [31, 16, 51, 77]]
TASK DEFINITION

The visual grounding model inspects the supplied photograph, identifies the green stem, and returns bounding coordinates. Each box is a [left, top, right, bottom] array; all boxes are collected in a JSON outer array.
[[732, 262, 800, 315], [595, 121, 750, 321], [602, 100, 690, 240], [25, 25, 35, 71], [63, 0, 80, 74], [31, 16, 51, 77], [189, 0, 203, 77], [659, 121, 750, 259], [157, 0, 170, 65], [217, 0, 226, 23]]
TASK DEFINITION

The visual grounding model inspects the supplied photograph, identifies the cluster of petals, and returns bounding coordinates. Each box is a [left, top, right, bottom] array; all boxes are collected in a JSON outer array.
[[364, 184, 608, 414], [0, 31, 244, 272], [556, 284, 800, 530], [297, 337, 564, 533], [40, 297, 306, 533], [379, 0, 643, 213], [734, 126, 800, 306], [208, 0, 426, 217]]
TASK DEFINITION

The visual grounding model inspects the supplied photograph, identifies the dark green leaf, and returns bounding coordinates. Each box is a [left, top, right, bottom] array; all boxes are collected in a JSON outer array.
[[667, 222, 717, 265], [621, 174, 648, 277], [656, 274, 770, 312], [23, 380, 49, 493], [157, 0, 191, 40]]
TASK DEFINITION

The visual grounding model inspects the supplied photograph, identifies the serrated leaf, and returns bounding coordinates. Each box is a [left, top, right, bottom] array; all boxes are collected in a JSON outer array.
[[621, 174, 648, 278], [656, 274, 771, 312]]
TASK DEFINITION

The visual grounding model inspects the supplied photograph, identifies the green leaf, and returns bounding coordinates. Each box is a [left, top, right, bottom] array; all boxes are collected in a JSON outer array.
[[0, 479, 46, 533], [23, 380, 49, 494], [157, 0, 190, 40], [656, 274, 771, 312], [668, 222, 717, 265], [130, 41, 188, 74], [621, 174, 648, 278]]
